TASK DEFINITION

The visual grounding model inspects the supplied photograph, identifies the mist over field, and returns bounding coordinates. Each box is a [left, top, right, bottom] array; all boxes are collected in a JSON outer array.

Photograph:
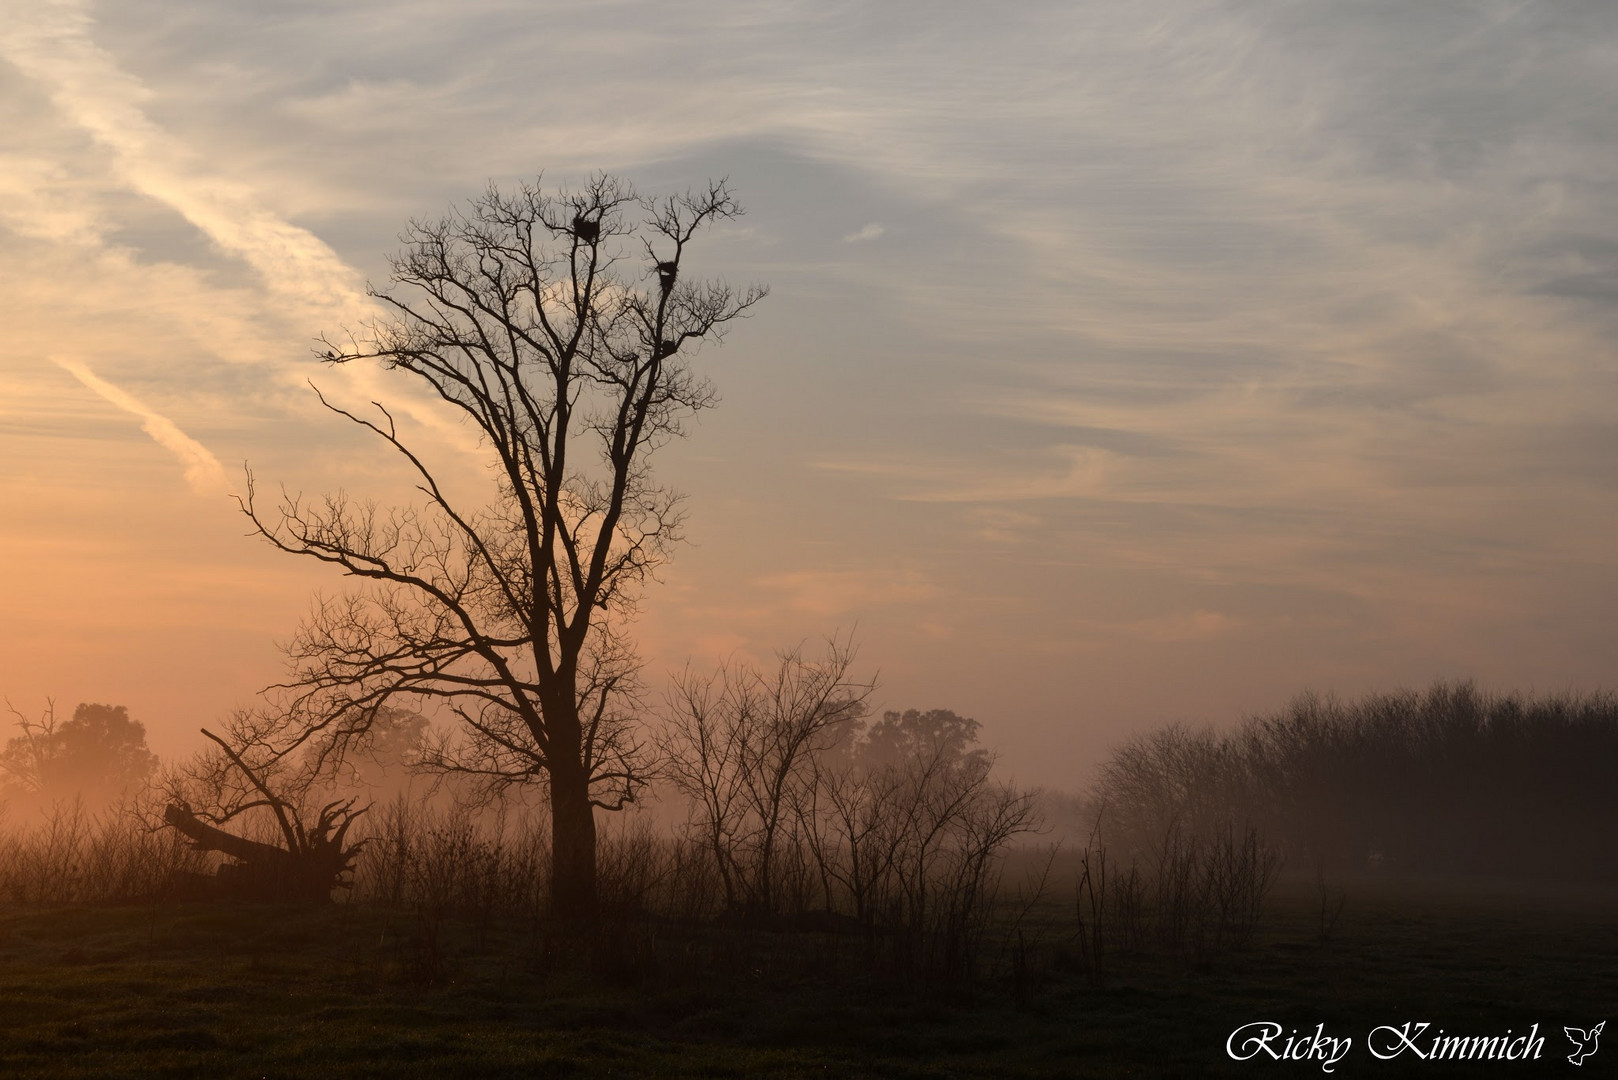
[[3, 1, 1617, 1076]]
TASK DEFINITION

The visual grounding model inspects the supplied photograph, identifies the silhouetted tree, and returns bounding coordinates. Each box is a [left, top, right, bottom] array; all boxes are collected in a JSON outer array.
[[808, 702, 1038, 970], [0, 701, 157, 802], [342, 706, 430, 794], [664, 666, 1042, 971], [242, 174, 765, 918]]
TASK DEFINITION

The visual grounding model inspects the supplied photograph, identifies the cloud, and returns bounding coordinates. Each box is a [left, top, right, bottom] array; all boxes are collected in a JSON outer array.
[[1124, 610, 1241, 643], [4, 0, 1618, 786], [813, 445, 1114, 504], [965, 506, 1043, 544], [754, 568, 936, 617], [0, 1, 489, 456], [50, 356, 229, 496], [0, 0, 367, 322]]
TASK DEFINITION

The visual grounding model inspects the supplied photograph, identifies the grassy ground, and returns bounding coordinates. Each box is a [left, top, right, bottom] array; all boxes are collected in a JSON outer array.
[[0, 874, 1613, 1078]]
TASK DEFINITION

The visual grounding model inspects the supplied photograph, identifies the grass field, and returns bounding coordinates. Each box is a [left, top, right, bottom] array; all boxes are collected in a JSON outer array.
[[1, 873, 1613, 1078]]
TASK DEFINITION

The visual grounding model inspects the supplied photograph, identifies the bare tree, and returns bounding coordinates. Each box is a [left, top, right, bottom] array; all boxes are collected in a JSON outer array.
[[805, 706, 1039, 967], [242, 174, 766, 918], [662, 640, 872, 917]]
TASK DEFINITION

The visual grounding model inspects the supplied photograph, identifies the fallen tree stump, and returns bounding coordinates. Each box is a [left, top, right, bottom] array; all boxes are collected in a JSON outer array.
[[163, 801, 365, 904], [161, 725, 368, 903]]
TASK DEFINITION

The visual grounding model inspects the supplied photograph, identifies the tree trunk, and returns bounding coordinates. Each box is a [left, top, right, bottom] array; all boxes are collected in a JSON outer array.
[[163, 804, 336, 903], [165, 804, 296, 868], [549, 758, 597, 920]]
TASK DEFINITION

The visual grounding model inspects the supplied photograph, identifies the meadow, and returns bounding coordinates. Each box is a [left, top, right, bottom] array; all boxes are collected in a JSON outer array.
[[4, 683, 1615, 1076], [1, 869, 1613, 1077]]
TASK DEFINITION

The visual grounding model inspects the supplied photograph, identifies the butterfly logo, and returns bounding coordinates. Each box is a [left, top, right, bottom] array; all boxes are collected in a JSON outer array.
[[1565, 1020, 1604, 1066]]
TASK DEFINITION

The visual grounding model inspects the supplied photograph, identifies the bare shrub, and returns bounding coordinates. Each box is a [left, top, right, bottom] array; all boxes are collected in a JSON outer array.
[[660, 640, 872, 918], [596, 814, 675, 916], [0, 798, 209, 904], [1315, 860, 1347, 941], [1074, 837, 1109, 985], [1066, 816, 1280, 975], [350, 798, 549, 920]]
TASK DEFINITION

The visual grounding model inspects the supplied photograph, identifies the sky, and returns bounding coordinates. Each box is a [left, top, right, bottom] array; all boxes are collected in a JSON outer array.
[[2, 0, 1616, 790]]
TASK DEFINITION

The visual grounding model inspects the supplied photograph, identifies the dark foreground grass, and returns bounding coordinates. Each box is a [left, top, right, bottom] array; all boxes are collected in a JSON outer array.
[[1, 874, 1614, 1078]]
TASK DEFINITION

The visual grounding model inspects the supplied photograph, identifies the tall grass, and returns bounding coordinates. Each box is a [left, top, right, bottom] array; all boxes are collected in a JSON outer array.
[[0, 799, 209, 903]]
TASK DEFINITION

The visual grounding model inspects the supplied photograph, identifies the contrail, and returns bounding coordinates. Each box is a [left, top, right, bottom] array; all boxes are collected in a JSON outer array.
[[1, 0, 476, 452], [0, 0, 368, 323], [52, 356, 230, 497]]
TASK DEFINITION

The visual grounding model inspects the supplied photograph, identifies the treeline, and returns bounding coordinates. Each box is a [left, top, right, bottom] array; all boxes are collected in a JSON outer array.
[[1092, 682, 1618, 880], [35, 674, 1616, 986], [0, 648, 1050, 981]]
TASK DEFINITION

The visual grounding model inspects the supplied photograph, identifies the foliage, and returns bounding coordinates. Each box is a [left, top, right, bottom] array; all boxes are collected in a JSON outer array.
[[336, 707, 430, 795], [859, 708, 989, 772]]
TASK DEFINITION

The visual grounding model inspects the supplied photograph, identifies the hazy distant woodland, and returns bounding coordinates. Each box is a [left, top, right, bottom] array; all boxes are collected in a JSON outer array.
[[5, 675, 1616, 919]]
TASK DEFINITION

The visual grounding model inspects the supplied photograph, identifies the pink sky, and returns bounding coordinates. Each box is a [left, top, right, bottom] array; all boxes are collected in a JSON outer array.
[[4, 0, 1618, 790]]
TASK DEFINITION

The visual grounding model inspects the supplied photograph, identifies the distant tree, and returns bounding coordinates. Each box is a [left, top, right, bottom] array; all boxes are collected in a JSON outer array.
[[341, 707, 430, 794], [823, 704, 1033, 957], [242, 174, 766, 918], [1089, 681, 1618, 878], [859, 708, 989, 772], [661, 668, 1044, 950], [0, 701, 157, 801]]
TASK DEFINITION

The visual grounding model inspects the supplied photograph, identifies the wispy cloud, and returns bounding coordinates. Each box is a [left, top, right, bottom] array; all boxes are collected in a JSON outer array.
[[50, 356, 228, 496], [0, 0, 366, 322], [4, 0, 1618, 783], [0, 0, 485, 454], [1124, 609, 1241, 643], [754, 569, 935, 617]]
